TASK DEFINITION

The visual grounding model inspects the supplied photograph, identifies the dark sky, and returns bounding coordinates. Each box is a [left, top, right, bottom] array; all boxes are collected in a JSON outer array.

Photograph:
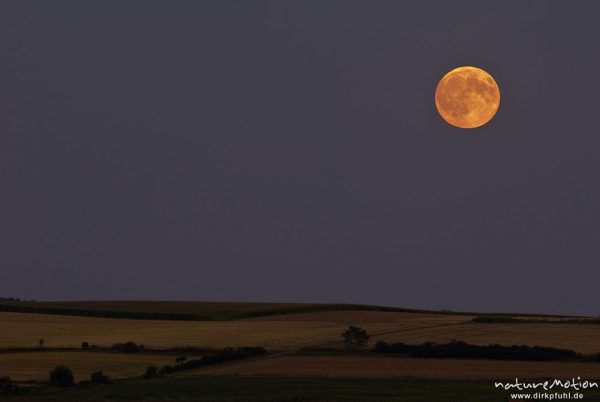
[[1, 1, 599, 315]]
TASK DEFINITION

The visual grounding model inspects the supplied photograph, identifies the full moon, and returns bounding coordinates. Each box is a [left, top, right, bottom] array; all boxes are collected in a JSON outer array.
[[435, 66, 500, 129]]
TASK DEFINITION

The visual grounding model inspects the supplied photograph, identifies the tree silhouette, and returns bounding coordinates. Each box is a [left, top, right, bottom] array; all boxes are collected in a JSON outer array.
[[341, 326, 370, 350], [49, 365, 74, 387]]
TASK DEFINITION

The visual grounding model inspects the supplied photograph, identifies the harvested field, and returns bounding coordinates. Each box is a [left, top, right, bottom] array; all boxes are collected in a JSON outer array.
[[0, 352, 176, 381], [0, 312, 350, 350], [4, 311, 600, 354], [197, 355, 600, 380]]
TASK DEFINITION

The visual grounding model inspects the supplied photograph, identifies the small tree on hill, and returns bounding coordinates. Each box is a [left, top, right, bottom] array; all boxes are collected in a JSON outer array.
[[49, 365, 74, 387], [341, 326, 370, 350], [38, 339, 44, 351], [81, 341, 90, 350]]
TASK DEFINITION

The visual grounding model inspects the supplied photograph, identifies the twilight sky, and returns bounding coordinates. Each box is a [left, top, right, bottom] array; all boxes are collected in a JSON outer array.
[[1, 1, 599, 315]]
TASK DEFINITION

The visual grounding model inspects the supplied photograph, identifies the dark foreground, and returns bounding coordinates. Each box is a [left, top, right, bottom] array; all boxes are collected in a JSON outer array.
[[6, 376, 600, 402]]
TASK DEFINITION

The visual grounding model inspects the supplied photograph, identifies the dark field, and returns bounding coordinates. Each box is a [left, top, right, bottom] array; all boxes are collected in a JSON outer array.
[[0, 300, 428, 321], [6, 375, 588, 402], [0, 300, 575, 321]]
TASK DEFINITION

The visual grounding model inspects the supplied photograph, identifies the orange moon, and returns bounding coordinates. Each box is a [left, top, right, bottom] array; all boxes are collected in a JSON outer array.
[[435, 66, 500, 129]]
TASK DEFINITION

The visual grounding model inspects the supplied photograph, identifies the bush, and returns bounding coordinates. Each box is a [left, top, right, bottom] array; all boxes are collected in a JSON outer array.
[[111, 341, 141, 353], [158, 365, 174, 375], [81, 341, 90, 350], [0, 376, 17, 393], [90, 371, 111, 384], [159, 346, 267, 375], [49, 365, 74, 387], [372, 340, 579, 361], [143, 366, 158, 379]]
